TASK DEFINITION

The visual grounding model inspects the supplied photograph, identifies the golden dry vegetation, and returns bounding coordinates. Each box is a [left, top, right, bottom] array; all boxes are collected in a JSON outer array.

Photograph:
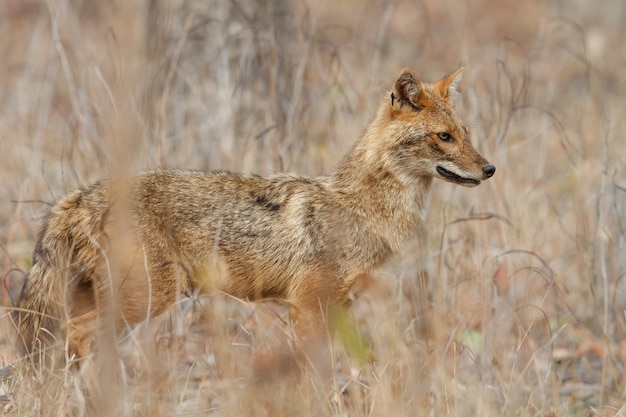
[[1, 0, 626, 415]]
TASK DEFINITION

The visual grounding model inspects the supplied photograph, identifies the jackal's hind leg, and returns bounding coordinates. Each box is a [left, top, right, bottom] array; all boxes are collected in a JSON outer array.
[[64, 310, 98, 362]]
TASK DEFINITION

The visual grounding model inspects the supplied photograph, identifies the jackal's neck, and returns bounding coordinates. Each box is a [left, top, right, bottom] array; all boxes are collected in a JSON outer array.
[[329, 123, 433, 251]]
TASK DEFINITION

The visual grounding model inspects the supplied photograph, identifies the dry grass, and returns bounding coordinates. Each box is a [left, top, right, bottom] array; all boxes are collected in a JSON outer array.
[[1, 0, 626, 415]]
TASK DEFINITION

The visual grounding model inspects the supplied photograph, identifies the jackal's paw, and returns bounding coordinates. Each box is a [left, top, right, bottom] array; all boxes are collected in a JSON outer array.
[[251, 344, 301, 382]]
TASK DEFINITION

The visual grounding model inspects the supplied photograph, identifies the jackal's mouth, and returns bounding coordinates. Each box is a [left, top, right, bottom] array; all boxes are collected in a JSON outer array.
[[436, 166, 480, 186]]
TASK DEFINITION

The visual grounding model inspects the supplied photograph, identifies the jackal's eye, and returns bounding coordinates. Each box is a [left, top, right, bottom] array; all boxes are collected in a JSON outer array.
[[437, 132, 453, 142]]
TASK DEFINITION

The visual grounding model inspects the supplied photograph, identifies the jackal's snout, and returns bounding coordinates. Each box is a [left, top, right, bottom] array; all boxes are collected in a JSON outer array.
[[435, 156, 495, 187]]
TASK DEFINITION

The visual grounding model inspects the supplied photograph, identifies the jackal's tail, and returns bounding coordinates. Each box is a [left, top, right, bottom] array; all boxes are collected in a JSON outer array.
[[11, 187, 105, 363], [12, 258, 65, 361]]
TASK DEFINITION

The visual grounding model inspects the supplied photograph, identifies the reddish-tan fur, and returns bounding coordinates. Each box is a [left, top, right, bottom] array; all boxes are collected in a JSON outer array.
[[12, 68, 494, 364]]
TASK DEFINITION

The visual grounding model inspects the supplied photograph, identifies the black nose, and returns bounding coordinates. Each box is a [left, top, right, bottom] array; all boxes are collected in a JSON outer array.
[[482, 164, 496, 178]]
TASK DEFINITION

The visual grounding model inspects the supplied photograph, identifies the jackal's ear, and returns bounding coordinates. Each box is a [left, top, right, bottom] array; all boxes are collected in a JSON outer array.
[[391, 68, 423, 110], [436, 67, 463, 99]]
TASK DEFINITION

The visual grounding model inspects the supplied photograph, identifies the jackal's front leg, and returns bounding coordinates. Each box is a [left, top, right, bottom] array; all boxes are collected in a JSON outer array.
[[251, 273, 337, 380], [289, 273, 343, 378]]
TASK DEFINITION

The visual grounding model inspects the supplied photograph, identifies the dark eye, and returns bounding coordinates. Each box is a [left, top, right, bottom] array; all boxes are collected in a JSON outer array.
[[438, 132, 453, 142]]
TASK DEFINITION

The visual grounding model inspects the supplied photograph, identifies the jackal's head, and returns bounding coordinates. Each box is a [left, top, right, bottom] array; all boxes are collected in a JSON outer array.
[[382, 68, 495, 187]]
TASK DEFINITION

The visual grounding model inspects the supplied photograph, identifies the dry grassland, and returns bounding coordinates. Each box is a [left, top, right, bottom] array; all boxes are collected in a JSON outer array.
[[1, 0, 625, 415]]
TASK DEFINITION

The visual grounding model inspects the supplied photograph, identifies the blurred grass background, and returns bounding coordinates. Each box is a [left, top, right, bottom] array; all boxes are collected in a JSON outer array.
[[1, 0, 625, 415]]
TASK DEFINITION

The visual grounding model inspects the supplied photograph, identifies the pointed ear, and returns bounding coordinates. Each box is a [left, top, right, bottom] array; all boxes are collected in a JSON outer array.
[[436, 67, 463, 99], [391, 68, 423, 110]]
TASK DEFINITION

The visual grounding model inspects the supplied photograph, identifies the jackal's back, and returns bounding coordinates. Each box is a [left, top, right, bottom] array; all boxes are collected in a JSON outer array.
[[129, 170, 369, 300]]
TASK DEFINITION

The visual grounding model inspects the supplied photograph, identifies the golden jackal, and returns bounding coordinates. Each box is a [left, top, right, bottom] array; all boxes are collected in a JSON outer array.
[[13, 67, 494, 363]]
